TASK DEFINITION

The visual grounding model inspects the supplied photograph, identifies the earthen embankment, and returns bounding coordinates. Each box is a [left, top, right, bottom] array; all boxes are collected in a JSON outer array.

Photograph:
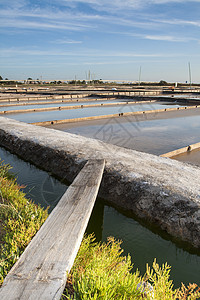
[[0, 117, 199, 248]]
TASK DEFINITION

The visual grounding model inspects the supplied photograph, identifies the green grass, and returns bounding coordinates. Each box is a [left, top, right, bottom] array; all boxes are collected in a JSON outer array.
[[62, 235, 200, 300], [0, 160, 199, 299], [0, 160, 48, 285]]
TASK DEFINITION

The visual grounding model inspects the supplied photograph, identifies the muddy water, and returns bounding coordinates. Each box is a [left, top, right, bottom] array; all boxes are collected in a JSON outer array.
[[172, 149, 200, 167], [0, 146, 199, 288]]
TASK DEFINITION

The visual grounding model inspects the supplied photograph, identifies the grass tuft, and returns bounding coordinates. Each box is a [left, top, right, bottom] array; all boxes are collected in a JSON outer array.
[[0, 160, 48, 285], [62, 235, 200, 300], [62, 234, 142, 300]]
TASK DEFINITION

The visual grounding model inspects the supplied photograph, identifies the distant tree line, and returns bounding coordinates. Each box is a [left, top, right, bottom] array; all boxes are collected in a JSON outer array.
[[0, 76, 23, 85], [68, 79, 103, 85], [0, 75, 200, 87]]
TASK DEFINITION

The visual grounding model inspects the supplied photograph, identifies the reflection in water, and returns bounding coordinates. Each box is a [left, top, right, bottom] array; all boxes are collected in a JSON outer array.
[[62, 115, 200, 155], [0, 99, 124, 111], [87, 202, 200, 288], [5, 101, 182, 123], [86, 199, 104, 242], [0, 147, 67, 211], [0, 147, 200, 289]]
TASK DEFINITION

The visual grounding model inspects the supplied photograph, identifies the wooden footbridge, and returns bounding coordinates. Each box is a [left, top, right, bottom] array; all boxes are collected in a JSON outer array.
[[0, 159, 105, 300]]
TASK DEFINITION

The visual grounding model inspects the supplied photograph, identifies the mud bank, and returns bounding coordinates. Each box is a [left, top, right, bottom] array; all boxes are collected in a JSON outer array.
[[0, 117, 200, 248]]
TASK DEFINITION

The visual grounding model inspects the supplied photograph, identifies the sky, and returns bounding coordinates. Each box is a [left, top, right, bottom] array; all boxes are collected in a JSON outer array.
[[0, 0, 200, 82]]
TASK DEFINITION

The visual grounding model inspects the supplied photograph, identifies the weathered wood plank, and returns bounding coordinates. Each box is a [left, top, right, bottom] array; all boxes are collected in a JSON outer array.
[[0, 159, 105, 300]]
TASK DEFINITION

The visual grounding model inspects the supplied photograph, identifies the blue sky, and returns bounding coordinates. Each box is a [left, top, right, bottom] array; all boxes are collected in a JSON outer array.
[[0, 0, 200, 82]]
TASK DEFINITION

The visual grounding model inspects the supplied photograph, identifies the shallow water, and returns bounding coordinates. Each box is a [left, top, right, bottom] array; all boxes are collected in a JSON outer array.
[[6, 101, 182, 123], [0, 146, 199, 288], [0, 147, 67, 210], [88, 203, 200, 288], [172, 148, 200, 167], [0, 99, 126, 110], [59, 114, 200, 155], [0, 95, 113, 105]]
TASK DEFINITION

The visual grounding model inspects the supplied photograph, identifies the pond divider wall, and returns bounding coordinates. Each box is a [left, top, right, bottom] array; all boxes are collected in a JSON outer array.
[[0, 90, 162, 103], [0, 117, 200, 248], [0, 97, 117, 107], [0, 94, 90, 103]]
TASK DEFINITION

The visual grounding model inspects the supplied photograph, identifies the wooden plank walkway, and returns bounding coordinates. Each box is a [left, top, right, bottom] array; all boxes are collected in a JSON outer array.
[[0, 159, 105, 300]]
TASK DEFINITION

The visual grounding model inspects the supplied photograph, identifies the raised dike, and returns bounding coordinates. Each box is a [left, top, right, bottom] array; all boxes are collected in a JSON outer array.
[[0, 117, 199, 248]]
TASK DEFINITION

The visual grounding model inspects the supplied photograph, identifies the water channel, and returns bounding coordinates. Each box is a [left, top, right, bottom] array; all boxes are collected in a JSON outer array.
[[0, 146, 199, 288]]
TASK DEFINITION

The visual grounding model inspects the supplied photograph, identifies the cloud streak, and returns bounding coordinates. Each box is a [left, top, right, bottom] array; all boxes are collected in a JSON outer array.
[[59, 0, 200, 11], [0, 47, 195, 58], [1, 1, 200, 35], [1, 0, 200, 81], [144, 35, 193, 42], [54, 39, 83, 44]]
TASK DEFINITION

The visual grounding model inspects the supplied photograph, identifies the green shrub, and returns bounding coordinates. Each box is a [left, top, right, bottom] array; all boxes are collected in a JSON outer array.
[[63, 235, 142, 299], [0, 161, 199, 299], [62, 234, 200, 300], [0, 161, 48, 285]]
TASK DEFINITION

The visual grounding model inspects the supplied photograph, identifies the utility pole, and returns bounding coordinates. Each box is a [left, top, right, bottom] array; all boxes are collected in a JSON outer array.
[[138, 66, 142, 86], [92, 73, 95, 85], [188, 62, 192, 89]]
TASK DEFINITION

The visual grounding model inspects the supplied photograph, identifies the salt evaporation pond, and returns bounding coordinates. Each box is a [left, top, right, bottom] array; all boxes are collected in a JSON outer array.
[[5, 101, 182, 123], [0, 95, 113, 105], [55, 114, 200, 155], [0, 99, 130, 111], [0, 146, 199, 288]]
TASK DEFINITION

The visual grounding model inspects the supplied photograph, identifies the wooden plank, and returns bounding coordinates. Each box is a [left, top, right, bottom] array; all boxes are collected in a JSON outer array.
[[0, 100, 157, 115], [160, 142, 200, 158], [0, 97, 113, 107], [0, 159, 105, 300]]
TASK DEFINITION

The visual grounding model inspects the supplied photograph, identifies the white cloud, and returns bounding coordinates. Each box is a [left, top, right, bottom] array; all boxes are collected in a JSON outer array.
[[0, 18, 93, 31], [1, 0, 200, 35], [152, 0, 200, 3], [144, 35, 192, 42], [60, 0, 200, 11], [152, 18, 200, 27], [0, 47, 192, 58], [53, 39, 83, 44]]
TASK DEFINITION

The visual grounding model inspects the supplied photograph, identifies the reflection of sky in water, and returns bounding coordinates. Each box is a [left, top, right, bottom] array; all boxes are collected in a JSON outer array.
[[0, 99, 124, 111], [5, 102, 181, 123], [62, 115, 200, 155]]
